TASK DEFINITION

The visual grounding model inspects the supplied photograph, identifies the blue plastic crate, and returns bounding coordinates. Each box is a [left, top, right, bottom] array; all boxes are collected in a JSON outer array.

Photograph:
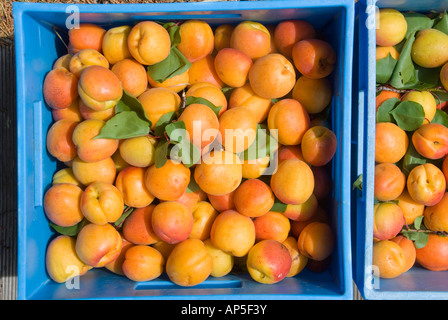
[[353, 0, 448, 300], [14, 0, 354, 300]]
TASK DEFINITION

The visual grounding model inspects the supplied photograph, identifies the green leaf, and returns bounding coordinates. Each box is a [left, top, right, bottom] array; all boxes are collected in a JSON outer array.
[[376, 53, 397, 84], [154, 139, 171, 168], [184, 96, 222, 117], [170, 139, 201, 168], [115, 89, 151, 122], [49, 219, 88, 237], [239, 124, 278, 161], [403, 12, 435, 40], [147, 46, 192, 83], [94, 111, 151, 139], [402, 230, 429, 249], [114, 206, 134, 228], [154, 111, 178, 137], [401, 141, 428, 176], [186, 168, 200, 193], [414, 215, 424, 230], [163, 22, 181, 47], [165, 120, 187, 143], [389, 31, 417, 89], [270, 198, 288, 213], [352, 174, 363, 191], [376, 97, 400, 123], [390, 100, 425, 131], [431, 108, 448, 127], [433, 11, 448, 35]]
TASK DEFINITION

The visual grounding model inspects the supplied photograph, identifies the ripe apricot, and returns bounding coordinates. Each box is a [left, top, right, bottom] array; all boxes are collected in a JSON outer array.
[[115, 166, 155, 208], [375, 122, 409, 164], [43, 67, 79, 110], [71, 156, 116, 186], [415, 234, 448, 271], [138, 88, 181, 131], [102, 25, 132, 65], [230, 21, 271, 60], [233, 178, 275, 218], [51, 98, 83, 122], [218, 107, 257, 153], [283, 236, 308, 277], [46, 119, 78, 163], [118, 135, 156, 168], [185, 82, 228, 116], [268, 98, 310, 146], [188, 55, 225, 88], [111, 58, 148, 97], [207, 191, 236, 212], [374, 162, 406, 202], [228, 83, 272, 123], [69, 49, 109, 78], [43, 183, 84, 227], [68, 23, 106, 53], [373, 202, 405, 241], [297, 222, 335, 261], [283, 193, 318, 222], [407, 163, 446, 206], [122, 204, 159, 245], [213, 24, 234, 52], [177, 20, 214, 63], [376, 8, 407, 47], [372, 240, 406, 279], [249, 53, 296, 99], [78, 98, 115, 121], [189, 201, 218, 241], [301, 126, 337, 167], [423, 192, 448, 232], [144, 160, 191, 201], [274, 20, 316, 58], [254, 211, 290, 243], [292, 76, 333, 114], [147, 69, 189, 93], [391, 235, 416, 273], [396, 188, 425, 226], [214, 48, 253, 88], [292, 39, 336, 79], [122, 245, 164, 282]]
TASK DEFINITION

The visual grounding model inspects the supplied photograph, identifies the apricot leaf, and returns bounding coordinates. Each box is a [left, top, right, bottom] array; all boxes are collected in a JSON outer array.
[[402, 229, 429, 249], [115, 89, 151, 122], [163, 22, 181, 48], [186, 169, 200, 193], [352, 174, 363, 191], [147, 46, 191, 83], [49, 219, 88, 237], [270, 198, 287, 213], [154, 111, 178, 138], [184, 96, 222, 117], [240, 124, 278, 161], [390, 100, 425, 131], [170, 139, 201, 168], [154, 138, 171, 168], [376, 53, 397, 84], [434, 11, 448, 35], [114, 206, 134, 229], [403, 12, 435, 40], [165, 120, 187, 143], [376, 97, 400, 123], [431, 109, 448, 127], [95, 111, 150, 140], [401, 141, 428, 176]]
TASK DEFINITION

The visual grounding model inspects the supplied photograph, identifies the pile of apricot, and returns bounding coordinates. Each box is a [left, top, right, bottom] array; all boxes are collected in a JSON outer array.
[[42, 19, 338, 287]]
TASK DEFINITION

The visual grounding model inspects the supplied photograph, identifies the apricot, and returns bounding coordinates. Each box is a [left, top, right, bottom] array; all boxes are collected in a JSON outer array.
[[282, 236, 308, 277], [214, 48, 253, 88], [246, 239, 292, 284], [297, 222, 335, 261], [122, 205, 159, 245], [292, 76, 333, 114], [274, 20, 316, 58], [71, 156, 116, 186], [138, 88, 181, 131], [302, 126, 338, 167], [376, 8, 407, 47], [127, 21, 171, 65], [277, 145, 303, 163], [68, 23, 106, 53], [391, 235, 416, 273], [51, 98, 83, 122], [283, 193, 318, 222], [166, 238, 213, 286], [233, 178, 274, 218], [268, 99, 310, 146], [290, 206, 330, 238], [69, 49, 109, 78], [43, 183, 84, 227], [45, 235, 90, 283], [412, 123, 448, 160], [372, 240, 406, 279], [111, 58, 148, 97], [271, 158, 314, 205], [407, 163, 446, 206], [373, 202, 405, 241], [53, 53, 73, 70], [241, 156, 270, 179], [101, 25, 132, 65], [228, 83, 272, 123], [122, 245, 164, 282], [374, 162, 406, 202], [115, 166, 155, 208], [148, 69, 190, 93], [105, 238, 134, 276], [185, 82, 228, 116], [292, 39, 336, 79], [188, 55, 224, 88], [218, 107, 257, 153], [396, 188, 425, 226], [151, 241, 176, 262], [249, 53, 296, 99], [78, 98, 115, 121], [178, 103, 219, 150], [189, 201, 218, 241], [52, 167, 83, 187], [80, 181, 124, 225], [75, 223, 122, 268], [254, 211, 290, 243], [415, 233, 448, 271], [375, 122, 409, 163], [207, 191, 235, 212], [119, 135, 156, 168], [177, 20, 214, 63], [43, 67, 79, 110], [144, 160, 190, 201], [213, 24, 234, 52], [151, 201, 193, 244], [72, 119, 119, 163], [230, 21, 271, 60], [204, 238, 234, 277], [210, 210, 256, 257], [423, 192, 448, 232], [46, 119, 78, 163], [173, 189, 207, 211], [194, 150, 242, 196], [78, 65, 123, 111]]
